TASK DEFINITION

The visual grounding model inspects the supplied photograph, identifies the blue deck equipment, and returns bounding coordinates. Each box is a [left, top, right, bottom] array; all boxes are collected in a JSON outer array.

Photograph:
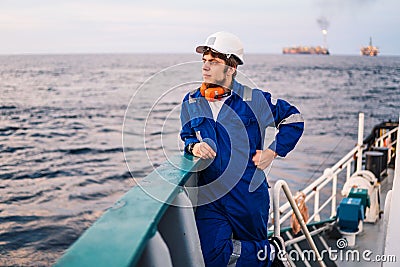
[[347, 187, 370, 217], [337, 197, 364, 233]]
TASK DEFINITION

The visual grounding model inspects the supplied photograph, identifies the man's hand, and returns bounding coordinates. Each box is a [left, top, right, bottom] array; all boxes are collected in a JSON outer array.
[[252, 149, 277, 170], [192, 142, 216, 159]]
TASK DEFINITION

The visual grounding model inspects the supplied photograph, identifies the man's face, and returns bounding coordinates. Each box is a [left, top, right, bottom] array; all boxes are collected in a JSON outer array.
[[202, 53, 230, 86]]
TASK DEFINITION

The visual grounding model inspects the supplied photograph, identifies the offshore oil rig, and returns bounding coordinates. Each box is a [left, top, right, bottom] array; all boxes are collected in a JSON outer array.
[[283, 17, 330, 55], [360, 37, 379, 56], [282, 46, 329, 55]]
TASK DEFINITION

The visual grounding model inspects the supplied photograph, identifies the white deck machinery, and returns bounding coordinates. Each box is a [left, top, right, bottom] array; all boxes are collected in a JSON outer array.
[[337, 114, 397, 247]]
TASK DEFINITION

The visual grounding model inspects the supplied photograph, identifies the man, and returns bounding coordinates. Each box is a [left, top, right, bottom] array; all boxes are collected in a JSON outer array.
[[180, 31, 304, 267]]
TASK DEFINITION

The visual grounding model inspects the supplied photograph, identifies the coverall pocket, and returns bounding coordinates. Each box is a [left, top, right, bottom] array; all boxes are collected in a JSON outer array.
[[231, 115, 260, 130], [231, 115, 256, 127], [231, 115, 260, 146]]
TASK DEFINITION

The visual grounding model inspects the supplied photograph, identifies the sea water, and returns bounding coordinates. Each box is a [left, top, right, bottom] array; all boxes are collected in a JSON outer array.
[[0, 54, 399, 266]]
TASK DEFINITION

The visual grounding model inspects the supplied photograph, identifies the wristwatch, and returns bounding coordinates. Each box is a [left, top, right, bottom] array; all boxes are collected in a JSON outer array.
[[185, 142, 198, 155]]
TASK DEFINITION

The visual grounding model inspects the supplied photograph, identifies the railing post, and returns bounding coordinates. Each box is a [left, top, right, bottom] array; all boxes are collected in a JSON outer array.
[[314, 188, 321, 222], [331, 174, 337, 218], [357, 113, 364, 172], [273, 182, 282, 236], [317, 168, 332, 221], [346, 161, 351, 182]]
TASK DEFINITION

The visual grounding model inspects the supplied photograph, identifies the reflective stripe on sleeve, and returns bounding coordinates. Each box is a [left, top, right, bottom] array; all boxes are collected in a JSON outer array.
[[277, 113, 304, 128]]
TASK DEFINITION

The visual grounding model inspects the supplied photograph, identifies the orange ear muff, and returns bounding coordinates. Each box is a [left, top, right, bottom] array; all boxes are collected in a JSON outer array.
[[200, 83, 227, 102], [200, 83, 208, 97]]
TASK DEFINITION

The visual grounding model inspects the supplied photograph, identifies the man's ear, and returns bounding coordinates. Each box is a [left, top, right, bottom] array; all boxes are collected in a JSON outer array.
[[226, 66, 236, 77]]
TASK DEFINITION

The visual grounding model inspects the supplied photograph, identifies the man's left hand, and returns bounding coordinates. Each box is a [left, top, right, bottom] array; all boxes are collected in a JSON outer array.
[[252, 149, 277, 170]]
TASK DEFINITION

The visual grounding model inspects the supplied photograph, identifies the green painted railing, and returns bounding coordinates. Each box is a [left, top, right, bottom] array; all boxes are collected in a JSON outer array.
[[55, 155, 200, 267]]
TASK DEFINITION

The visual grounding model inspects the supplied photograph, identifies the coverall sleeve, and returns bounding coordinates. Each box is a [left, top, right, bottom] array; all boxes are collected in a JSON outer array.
[[262, 92, 304, 157], [180, 94, 199, 150]]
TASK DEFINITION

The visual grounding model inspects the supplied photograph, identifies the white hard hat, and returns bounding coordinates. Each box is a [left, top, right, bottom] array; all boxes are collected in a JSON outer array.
[[196, 31, 244, 65]]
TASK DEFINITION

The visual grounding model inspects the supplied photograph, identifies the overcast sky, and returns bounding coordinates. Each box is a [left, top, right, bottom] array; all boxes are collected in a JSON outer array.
[[1, 0, 399, 55]]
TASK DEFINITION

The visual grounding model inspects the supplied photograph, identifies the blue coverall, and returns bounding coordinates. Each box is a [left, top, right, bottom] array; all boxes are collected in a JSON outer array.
[[180, 80, 304, 267]]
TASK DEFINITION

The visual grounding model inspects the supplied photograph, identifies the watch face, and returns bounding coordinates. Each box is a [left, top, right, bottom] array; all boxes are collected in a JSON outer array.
[[189, 143, 195, 153]]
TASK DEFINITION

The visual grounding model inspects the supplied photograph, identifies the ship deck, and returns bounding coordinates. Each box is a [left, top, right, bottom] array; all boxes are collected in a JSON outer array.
[[336, 168, 394, 266]]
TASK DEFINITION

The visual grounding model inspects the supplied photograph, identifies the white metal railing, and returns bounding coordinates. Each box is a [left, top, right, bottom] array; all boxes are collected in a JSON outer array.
[[269, 113, 399, 232], [375, 127, 397, 147], [273, 180, 326, 267], [374, 126, 398, 164], [268, 142, 359, 231]]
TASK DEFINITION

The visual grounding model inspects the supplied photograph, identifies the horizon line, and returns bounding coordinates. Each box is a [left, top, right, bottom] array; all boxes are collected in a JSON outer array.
[[1, 51, 399, 57]]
